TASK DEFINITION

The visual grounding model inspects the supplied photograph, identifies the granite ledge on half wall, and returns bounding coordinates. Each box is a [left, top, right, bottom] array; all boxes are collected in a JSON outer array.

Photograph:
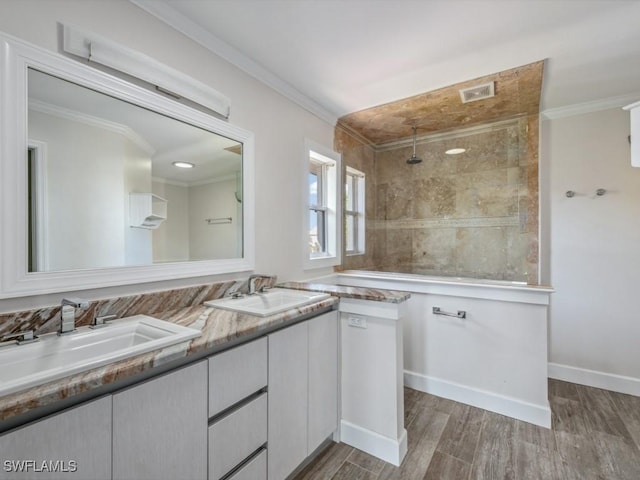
[[278, 282, 410, 303]]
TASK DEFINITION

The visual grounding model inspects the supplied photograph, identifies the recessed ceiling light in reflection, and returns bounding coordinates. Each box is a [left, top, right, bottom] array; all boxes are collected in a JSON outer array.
[[172, 161, 195, 168], [445, 148, 466, 155]]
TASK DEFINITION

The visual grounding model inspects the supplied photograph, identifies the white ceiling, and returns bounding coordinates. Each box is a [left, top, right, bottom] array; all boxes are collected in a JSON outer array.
[[133, 0, 640, 123]]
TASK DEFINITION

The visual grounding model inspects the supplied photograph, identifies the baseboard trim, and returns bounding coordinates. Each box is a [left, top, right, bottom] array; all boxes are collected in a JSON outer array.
[[404, 370, 551, 428], [548, 362, 640, 396], [339, 420, 407, 466]]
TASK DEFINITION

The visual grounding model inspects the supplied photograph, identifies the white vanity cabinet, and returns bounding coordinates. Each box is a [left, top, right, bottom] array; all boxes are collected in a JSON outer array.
[[307, 310, 339, 452], [268, 310, 339, 480], [112, 361, 208, 480], [0, 396, 112, 480], [208, 337, 268, 480]]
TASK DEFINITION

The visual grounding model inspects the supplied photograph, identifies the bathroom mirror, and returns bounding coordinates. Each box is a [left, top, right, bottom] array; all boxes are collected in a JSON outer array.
[[27, 68, 243, 271], [0, 33, 255, 297]]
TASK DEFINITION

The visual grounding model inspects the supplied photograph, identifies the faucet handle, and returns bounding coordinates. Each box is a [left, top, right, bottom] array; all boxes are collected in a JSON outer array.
[[1, 330, 38, 344], [91, 314, 117, 328]]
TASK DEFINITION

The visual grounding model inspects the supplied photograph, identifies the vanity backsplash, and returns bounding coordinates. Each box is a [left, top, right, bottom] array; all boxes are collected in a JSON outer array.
[[0, 276, 277, 338]]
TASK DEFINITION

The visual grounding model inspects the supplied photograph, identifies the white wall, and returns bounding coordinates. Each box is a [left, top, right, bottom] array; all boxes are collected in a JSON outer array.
[[188, 178, 239, 260], [123, 135, 153, 266], [29, 110, 127, 270], [152, 181, 190, 263], [0, 0, 335, 312], [546, 107, 640, 395]]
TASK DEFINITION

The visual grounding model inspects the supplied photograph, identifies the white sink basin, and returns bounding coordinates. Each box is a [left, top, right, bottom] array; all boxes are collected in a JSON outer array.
[[0, 315, 201, 397], [204, 288, 331, 317]]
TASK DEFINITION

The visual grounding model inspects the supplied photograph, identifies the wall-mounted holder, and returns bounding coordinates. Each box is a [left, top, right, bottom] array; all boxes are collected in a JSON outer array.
[[206, 217, 232, 225], [566, 189, 607, 198], [130, 193, 167, 229]]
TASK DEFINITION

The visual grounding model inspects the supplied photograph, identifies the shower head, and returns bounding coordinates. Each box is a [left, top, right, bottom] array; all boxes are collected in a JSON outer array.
[[407, 153, 422, 165], [407, 126, 422, 165]]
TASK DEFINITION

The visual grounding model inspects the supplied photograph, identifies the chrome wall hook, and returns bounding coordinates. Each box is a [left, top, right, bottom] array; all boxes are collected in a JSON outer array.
[[596, 188, 606, 196], [565, 190, 575, 198]]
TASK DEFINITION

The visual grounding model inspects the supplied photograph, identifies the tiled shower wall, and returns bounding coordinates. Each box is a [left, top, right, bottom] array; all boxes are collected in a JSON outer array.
[[336, 116, 539, 284]]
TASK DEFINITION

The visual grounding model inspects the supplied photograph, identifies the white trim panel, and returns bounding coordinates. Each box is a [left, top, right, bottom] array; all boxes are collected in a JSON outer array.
[[548, 363, 640, 397], [340, 420, 407, 467], [405, 370, 552, 428], [338, 297, 406, 320], [333, 272, 553, 305]]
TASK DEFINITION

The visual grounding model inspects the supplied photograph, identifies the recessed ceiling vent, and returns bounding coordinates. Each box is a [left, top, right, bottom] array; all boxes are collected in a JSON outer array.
[[459, 82, 495, 103]]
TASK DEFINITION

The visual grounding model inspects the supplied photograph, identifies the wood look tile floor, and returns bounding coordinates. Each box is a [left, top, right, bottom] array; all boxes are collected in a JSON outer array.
[[293, 380, 640, 480]]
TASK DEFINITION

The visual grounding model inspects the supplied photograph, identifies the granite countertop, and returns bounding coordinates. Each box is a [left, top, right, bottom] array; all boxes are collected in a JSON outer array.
[[0, 282, 409, 425], [277, 282, 411, 303], [0, 295, 338, 423]]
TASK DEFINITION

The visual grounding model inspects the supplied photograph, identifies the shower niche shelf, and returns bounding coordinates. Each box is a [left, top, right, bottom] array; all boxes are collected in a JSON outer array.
[[129, 193, 167, 229]]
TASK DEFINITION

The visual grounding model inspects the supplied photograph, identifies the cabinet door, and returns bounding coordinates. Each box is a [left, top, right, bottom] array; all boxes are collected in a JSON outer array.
[[0, 396, 111, 480], [268, 321, 308, 480], [308, 310, 339, 452], [112, 361, 207, 480]]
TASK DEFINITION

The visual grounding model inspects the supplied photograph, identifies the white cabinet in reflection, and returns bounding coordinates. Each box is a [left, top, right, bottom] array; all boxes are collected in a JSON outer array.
[[129, 193, 167, 229]]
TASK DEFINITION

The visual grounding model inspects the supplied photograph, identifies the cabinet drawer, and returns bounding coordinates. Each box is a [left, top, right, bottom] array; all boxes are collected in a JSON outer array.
[[208, 337, 267, 416], [209, 393, 267, 480], [225, 449, 266, 480]]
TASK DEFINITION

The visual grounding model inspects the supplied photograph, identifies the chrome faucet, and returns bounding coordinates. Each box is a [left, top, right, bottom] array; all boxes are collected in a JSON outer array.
[[248, 274, 276, 295], [59, 297, 90, 335]]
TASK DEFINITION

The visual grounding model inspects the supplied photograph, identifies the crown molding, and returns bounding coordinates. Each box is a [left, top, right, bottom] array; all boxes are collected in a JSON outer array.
[[129, 0, 338, 126], [29, 99, 155, 154], [541, 92, 640, 119]]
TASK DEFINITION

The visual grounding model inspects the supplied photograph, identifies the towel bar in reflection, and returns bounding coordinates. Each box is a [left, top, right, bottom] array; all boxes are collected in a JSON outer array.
[[205, 217, 232, 225], [432, 307, 467, 319]]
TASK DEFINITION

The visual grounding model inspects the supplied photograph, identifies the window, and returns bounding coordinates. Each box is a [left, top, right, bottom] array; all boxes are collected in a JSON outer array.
[[345, 167, 365, 255], [304, 140, 341, 269]]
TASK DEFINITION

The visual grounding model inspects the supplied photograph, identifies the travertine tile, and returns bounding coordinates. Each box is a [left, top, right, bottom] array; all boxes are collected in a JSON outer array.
[[412, 177, 456, 219], [411, 228, 457, 273], [455, 227, 510, 278], [338, 61, 543, 144]]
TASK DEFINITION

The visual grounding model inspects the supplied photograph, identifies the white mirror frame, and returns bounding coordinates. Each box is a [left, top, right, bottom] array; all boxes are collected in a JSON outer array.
[[0, 32, 255, 298]]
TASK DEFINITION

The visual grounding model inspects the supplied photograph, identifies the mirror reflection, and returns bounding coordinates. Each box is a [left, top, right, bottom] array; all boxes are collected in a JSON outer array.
[[27, 68, 243, 272]]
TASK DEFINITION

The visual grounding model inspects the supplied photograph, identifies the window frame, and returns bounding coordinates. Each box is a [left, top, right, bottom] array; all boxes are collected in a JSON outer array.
[[304, 139, 341, 270], [345, 166, 365, 256]]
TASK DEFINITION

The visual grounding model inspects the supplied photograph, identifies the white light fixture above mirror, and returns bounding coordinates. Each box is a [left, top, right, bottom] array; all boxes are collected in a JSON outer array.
[[62, 24, 231, 119]]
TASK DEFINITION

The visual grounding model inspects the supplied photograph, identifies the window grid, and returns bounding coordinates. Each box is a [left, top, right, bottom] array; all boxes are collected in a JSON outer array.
[[345, 168, 365, 256]]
